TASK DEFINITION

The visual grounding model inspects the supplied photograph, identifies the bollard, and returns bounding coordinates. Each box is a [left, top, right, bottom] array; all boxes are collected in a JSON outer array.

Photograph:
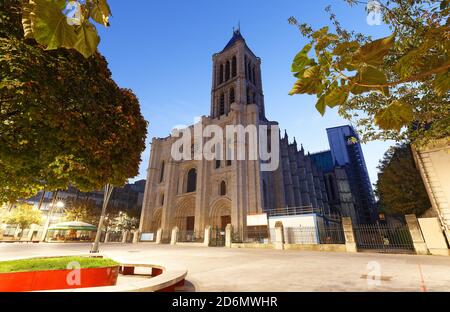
[[342, 217, 357, 253], [225, 224, 232, 248], [156, 228, 163, 244], [170, 227, 179, 245], [274, 221, 285, 250], [204, 226, 211, 247]]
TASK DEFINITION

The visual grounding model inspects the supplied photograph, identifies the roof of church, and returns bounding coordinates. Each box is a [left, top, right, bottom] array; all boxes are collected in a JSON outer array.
[[221, 29, 246, 52]]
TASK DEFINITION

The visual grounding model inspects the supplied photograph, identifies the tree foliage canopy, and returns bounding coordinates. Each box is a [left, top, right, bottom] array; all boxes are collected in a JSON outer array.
[[0, 1, 148, 203], [375, 143, 431, 215], [289, 0, 450, 145], [64, 199, 138, 231], [3, 203, 42, 231]]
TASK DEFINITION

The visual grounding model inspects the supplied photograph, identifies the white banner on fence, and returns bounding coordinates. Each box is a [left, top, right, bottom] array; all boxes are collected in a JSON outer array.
[[247, 213, 268, 226]]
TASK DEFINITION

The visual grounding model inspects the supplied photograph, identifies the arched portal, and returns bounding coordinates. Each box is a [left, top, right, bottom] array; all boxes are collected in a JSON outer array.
[[209, 198, 232, 230], [150, 208, 162, 232], [174, 196, 196, 231]]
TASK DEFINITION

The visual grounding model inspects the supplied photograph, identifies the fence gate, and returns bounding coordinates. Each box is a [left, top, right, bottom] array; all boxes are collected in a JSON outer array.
[[354, 223, 415, 254], [209, 227, 225, 247]]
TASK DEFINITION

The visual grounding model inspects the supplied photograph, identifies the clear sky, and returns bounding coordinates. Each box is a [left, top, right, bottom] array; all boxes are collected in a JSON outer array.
[[96, 0, 395, 186]]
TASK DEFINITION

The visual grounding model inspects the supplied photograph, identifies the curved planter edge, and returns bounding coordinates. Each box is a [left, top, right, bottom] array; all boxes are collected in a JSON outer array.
[[0, 266, 119, 292]]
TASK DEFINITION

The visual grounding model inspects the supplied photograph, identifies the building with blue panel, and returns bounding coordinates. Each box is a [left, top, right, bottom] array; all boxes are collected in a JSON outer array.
[[312, 125, 377, 224]]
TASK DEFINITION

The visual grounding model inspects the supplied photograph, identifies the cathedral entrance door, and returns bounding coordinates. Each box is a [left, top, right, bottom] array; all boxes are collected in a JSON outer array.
[[186, 216, 195, 231], [221, 215, 231, 230]]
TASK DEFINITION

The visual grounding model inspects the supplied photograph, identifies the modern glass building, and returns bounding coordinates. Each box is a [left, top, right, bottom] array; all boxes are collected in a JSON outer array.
[[326, 125, 377, 223]]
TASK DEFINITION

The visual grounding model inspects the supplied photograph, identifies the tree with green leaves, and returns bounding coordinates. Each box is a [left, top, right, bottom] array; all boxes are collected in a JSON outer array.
[[3, 203, 42, 237], [111, 211, 139, 232], [64, 200, 101, 224], [376, 143, 431, 215], [288, 0, 449, 145], [0, 1, 148, 203]]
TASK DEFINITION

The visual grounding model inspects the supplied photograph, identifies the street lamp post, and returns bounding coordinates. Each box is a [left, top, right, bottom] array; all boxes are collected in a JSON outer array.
[[90, 184, 114, 254]]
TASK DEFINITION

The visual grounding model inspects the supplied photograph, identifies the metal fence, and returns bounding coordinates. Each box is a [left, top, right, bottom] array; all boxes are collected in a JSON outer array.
[[178, 230, 203, 243], [210, 227, 226, 247], [354, 224, 415, 254], [318, 224, 346, 244], [284, 224, 345, 245], [106, 231, 123, 242], [232, 227, 271, 244], [266, 205, 320, 217]]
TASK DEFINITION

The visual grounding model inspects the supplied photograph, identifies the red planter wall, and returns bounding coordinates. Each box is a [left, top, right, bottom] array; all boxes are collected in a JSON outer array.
[[0, 266, 119, 292]]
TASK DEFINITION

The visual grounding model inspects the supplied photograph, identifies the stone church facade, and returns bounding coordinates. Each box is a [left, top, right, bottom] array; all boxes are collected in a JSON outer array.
[[139, 30, 360, 241]]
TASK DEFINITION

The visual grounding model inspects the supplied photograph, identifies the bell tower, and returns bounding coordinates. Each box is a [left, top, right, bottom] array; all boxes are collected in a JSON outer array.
[[211, 29, 265, 119]]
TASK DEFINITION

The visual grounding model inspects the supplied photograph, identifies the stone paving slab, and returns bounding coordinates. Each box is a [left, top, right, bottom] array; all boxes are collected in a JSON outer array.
[[1, 242, 450, 291]]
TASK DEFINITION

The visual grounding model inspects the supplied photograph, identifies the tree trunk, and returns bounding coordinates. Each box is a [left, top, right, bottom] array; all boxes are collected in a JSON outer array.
[[37, 190, 46, 211]]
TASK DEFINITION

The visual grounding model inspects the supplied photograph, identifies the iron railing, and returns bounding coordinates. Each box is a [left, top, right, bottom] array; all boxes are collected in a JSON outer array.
[[283, 225, 345, 245], [317, 225, 346, 244], [210, 227, 226, 247], [106, 231, 123, 242], [266, 205, 320, 217], [353, 224, 415, 254], [232, 227, 271, 244], [178, 230, 203, 243]]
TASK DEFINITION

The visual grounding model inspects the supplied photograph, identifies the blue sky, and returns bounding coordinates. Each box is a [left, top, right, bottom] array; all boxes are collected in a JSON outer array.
[[97, 0, 394, 186]]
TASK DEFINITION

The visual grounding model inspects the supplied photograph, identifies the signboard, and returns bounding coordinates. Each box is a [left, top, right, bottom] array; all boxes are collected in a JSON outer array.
[[247, 213, 268, 226], [140, 233, 154, 242]]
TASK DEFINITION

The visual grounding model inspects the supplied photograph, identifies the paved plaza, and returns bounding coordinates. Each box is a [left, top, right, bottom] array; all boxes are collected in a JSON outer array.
[[1, 243, 450, 291]]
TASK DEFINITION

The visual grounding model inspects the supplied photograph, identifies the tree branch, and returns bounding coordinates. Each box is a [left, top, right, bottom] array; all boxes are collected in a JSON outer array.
[[352, 63, 450, 88]]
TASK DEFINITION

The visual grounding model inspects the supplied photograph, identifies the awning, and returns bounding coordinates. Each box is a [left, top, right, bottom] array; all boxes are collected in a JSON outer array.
[[48, 221, 97, 231]]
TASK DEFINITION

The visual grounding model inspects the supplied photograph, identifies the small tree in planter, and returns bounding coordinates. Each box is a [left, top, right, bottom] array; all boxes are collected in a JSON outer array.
[[3, 204, 42, 239]]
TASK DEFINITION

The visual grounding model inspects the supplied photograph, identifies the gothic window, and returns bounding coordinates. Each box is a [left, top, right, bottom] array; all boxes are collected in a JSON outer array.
[[160, 193, 165, 206], [232, 56, 237, 77], [219, 93, 225, 115], [226, 138, 232, 166], [225, 61, 230, 81], [220, 181, 227, 196], [248, 63, 252, 83], [191, 144, 195, 159], [186, 168, 197, 193], [215, 142, 222, 169], [246, 88, 251, 104], [252, 66, 256, 85], [219, 64, 224, 84], [229, 88, 235, 104], [159, 161, 165, 183], [253, 92, 257, 105]]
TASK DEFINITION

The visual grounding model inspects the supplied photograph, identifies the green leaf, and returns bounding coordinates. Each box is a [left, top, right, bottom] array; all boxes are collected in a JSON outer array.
[[303, 65, 320, 78], [90, 0, 112, 26], [32, 0, 77, 50], [315, 96, 326, 116], [374, 100, 413, 132], [433, 72, 450, 96], [324, 85, 349, 108], [353, 34, 396, 66], [333, 41, 360, 56], [74, 22, 100, 58], [351, 66, 389, 96], [289, 77, 322, 95], [291, 44, 312, 72]]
